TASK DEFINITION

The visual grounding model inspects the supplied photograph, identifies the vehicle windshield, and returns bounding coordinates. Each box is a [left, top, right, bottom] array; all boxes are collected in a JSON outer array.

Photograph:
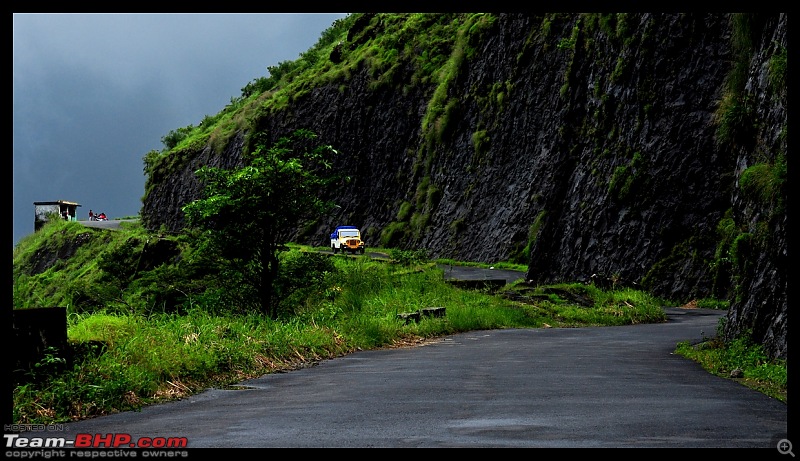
[[340, 231, 359, 238]]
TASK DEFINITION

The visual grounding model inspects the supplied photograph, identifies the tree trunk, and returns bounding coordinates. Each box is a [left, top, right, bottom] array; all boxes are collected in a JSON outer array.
[[260, 245, 280, 319]]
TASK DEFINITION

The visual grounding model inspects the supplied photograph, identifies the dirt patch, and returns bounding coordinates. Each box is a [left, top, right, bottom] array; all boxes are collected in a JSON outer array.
[[680, 299, 698, 309]]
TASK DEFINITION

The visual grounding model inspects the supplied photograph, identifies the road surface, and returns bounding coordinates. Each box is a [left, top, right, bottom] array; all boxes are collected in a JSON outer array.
[[36, 306, 787, 449], [79, 219, 137, 230]]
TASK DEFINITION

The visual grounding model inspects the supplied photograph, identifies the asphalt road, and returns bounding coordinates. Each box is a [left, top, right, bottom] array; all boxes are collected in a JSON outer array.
[[38, 307, 787, 449], [440, 264, 526, 284], [79, 219, 137, 230]]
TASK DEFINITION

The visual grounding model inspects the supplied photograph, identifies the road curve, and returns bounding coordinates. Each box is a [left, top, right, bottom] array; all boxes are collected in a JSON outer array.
[[39, 307, 787, 449]]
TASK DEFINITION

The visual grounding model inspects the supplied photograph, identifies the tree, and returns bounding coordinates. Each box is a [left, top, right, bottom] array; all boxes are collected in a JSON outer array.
[[182, 129, 343, 319]]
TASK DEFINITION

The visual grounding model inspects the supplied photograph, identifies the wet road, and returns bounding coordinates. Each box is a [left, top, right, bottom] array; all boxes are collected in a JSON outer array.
[[39, 307, 787, 449], [439, 263, 525, 284], [79, 219, 139, 230]]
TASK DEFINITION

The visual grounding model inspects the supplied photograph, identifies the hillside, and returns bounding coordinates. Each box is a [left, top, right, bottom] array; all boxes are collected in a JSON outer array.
[[138, 13, 786, 360]]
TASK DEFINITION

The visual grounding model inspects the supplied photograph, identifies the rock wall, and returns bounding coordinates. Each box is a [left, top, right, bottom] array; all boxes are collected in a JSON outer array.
[[141, 13, 787, 359], [720, 14, 787, 360]]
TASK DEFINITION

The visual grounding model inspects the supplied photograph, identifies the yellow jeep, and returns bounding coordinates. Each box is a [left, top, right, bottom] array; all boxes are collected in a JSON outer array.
[[330, 226, 366, 254]]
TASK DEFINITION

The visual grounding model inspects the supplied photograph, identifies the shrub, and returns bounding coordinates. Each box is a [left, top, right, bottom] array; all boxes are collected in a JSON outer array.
[[389, 248, 429, 266], [275, 251, 338, 317], [380, 221, 410, 248]]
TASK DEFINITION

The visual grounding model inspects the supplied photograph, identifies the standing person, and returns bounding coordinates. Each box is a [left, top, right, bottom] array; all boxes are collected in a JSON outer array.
[[89, 210, 94, 221]]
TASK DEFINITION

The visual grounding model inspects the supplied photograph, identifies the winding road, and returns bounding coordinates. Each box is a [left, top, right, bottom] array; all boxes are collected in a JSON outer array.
[[38, 307, 786, 449], [38, 241, 787, 448]]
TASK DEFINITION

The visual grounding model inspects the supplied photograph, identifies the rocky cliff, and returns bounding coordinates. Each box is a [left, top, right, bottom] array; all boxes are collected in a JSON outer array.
[[141, 13, 787, 359]]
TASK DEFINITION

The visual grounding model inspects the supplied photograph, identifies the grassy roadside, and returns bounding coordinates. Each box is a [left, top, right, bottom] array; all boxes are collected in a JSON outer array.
[[675, 335, 787, 403], [12, 222, 786, 425]]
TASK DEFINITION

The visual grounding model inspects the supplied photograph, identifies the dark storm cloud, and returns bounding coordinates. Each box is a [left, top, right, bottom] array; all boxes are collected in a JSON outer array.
[[13, 13, 348, 247]]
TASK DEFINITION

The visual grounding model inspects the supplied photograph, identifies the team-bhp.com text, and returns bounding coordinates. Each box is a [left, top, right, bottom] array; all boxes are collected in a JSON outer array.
[[5, 433, 188, 458]]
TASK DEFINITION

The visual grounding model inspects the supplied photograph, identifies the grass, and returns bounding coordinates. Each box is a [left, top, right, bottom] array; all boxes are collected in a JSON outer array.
[[675, 333, 787, 402], [12, 220, 786, 424]]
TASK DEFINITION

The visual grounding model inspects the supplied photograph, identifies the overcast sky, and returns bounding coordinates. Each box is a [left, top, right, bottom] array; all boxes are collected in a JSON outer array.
[[12, 12, 348, 248]]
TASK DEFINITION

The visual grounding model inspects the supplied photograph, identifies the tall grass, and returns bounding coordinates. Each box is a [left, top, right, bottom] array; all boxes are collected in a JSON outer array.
[[12, 225, 786, 423], [13, 248, 659, 424]]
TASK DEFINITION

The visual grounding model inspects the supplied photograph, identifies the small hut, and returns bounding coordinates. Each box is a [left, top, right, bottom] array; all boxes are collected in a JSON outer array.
[[33, 200, 81, 231]]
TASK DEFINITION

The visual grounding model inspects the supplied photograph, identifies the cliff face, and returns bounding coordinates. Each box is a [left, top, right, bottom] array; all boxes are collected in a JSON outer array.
[[141, 13, 787, 359]]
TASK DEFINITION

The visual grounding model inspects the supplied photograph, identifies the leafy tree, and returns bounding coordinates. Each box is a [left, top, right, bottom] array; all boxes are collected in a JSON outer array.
[[182, 129, 343, 319], [160, 125, 195, 150]]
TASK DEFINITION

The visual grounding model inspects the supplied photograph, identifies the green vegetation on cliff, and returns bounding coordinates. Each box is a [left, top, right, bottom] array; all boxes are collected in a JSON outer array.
[[13, 12, 786, 427]]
